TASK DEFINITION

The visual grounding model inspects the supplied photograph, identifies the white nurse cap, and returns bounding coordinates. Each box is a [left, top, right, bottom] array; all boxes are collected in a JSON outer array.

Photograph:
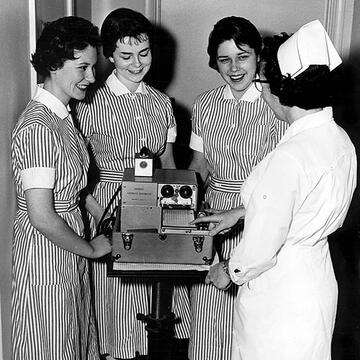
[[277, 19, 342, 78]]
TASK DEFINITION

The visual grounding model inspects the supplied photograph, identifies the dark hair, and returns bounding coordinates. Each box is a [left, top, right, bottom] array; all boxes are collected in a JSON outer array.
[[31, 16, 100, 78], [207, 16, 262, 71], [261, 33, 335, 109], [101, 8, 153, 59]]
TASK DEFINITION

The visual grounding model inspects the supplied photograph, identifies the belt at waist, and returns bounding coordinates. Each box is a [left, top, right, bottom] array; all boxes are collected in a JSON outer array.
[[99, 169, 123, 183], [17, 196, 78, 213], [209, 176, 244, 193]]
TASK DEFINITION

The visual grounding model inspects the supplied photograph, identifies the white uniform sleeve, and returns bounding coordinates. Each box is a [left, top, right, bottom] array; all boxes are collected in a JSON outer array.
[[21, 167, 55, 190], [167, 125, 177, 143], [189, 132, 203, 152], [189, 97, 204, 152], [229, 150, 303, 285]]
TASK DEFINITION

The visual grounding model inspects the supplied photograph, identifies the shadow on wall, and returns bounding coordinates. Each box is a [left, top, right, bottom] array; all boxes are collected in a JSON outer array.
[[148, 24, 193, 170], [329, 53, 360, 360]]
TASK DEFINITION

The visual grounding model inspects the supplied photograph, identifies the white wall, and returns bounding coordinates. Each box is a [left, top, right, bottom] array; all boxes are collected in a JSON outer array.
[[0, 1, 30, 358], [91, 0, 149, 28], [350, 0, 360, 61], [160, 0, 326, 112]]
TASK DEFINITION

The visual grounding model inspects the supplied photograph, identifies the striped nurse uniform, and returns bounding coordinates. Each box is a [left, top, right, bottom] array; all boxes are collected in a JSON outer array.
[[11, 87, 99, 360], [74, 71, 191, 359], [189, 83, 288, 360]]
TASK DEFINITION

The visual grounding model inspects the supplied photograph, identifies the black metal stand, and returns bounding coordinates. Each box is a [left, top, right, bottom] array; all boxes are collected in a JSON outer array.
[[137, 280, 178, 360], [107, 258, 207, 360]]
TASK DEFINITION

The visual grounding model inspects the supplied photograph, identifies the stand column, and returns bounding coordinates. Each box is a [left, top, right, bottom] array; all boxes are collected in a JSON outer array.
[[137, 280, 177, 360]]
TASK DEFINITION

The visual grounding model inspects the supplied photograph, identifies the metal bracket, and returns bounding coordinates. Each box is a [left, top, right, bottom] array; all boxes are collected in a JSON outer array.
[[122, 232, 133, 250], [193, 236, 204, 253]]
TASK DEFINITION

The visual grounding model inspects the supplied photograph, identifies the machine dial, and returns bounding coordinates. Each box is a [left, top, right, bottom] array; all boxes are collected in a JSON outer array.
[[161, 184, 174, 198], [179, 185, 192, 199]]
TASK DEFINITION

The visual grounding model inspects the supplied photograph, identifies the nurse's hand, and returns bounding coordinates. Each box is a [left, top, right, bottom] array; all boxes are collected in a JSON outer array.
[[205, 261, 232, 290], [190, 206, 245, 236]]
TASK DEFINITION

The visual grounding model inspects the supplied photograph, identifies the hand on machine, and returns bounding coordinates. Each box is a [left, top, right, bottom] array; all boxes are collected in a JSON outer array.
[[191, 205, 246, 236], [195, 201, 211, 230]]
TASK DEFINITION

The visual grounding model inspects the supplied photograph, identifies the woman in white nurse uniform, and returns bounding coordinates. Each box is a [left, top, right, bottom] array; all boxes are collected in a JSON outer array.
[[191, 20, 357, 360]]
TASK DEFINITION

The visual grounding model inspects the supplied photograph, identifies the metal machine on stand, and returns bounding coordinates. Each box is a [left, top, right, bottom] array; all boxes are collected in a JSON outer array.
[[106, 148, 214, 360]]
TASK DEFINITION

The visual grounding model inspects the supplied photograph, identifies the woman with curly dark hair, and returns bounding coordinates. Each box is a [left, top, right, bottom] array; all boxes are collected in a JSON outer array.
[[192, 20, 357, 359], [11, 16, 111, 360]]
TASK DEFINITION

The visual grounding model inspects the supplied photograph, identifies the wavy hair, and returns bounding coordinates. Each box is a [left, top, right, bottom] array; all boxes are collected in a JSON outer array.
[[101, 8, 153, 59], [31, 16, 100, 78]]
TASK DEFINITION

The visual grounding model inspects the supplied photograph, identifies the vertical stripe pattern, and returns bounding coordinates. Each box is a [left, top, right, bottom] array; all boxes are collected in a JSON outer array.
[[75, 84, 174, 178], [11, 101, 98, 360], [189, 85, 288, 360], [74, 81, 190, 359]]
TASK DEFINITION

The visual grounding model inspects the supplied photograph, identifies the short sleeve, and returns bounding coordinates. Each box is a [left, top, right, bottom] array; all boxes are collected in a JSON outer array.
[[191, 97, 202, 137], [13, 123, 56, 190], [189, 132, 203, 152], [167, 125, 177, 143], [189, 98, 204, 152], [21, 168, 55, 190]]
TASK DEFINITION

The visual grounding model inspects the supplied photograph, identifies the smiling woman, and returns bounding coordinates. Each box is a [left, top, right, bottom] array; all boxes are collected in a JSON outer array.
[[44, 46, 97, 104], [31, 18, 98, 105], [11, 16, 112, 360], [72, 8, 190, 360], [109, 35, 152, 93], [215, 41, 258, 100], [187, 16, 288, 360]]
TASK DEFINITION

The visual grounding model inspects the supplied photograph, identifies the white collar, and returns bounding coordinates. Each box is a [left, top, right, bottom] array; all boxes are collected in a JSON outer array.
[[106, 70, 148, 96], [223, 82, 261, 102], [279, 107, 333, 144], [33, 86, 69, 119]]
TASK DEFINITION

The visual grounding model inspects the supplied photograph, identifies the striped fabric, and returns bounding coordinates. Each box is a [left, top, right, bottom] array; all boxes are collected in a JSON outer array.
[[75, 82, 175, 179], [11, 99, 99, 360], [99, 169, 123, 183], [209, 176, 244, 193], [73, 78, 191, 359], [188, 84, 288, 360]]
